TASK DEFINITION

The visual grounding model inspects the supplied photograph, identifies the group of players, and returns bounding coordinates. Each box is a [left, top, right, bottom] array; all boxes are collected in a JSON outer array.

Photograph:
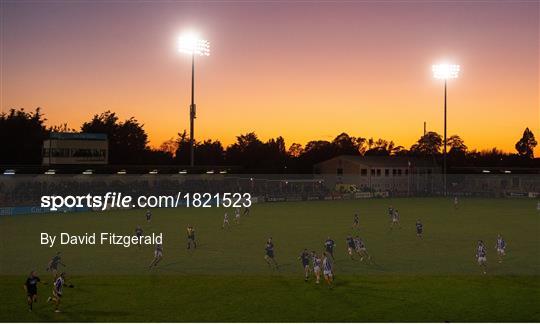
[[24, 197, 511, 311], [24, 252, 68, 312]]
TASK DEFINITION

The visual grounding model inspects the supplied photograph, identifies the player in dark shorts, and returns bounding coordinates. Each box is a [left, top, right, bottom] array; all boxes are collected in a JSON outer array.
[[187, 225, 197, 249], [46, 252, 65, 278], [149, 243, 163, 269], [299, 249, 311, 281], [243, 206, 250, 216], [388, 206, 394, 222], [24, 271, 41, 311], [353, 212, 360, 229], [346, 235, 356, 259], [264, 238, 278, 269], [135, 225, 144, 247], [146, 209, 152, 222], [416, 219, 423, 239], [324, 237, 335, 260]]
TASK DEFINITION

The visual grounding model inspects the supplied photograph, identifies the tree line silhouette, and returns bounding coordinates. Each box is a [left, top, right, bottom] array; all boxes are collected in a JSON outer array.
[[0, 108, 537, 172]]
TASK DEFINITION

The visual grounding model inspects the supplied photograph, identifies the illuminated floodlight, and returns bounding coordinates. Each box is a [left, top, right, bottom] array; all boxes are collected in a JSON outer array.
[[206, 170, 214, 174], [219, 170, 227, 174], [482, 170, 491, 174], [44, 169, 56, 175], [3, 169, 15, 175], [432, 64, 460, 79], [117, 169, 127, 175], [178, 32, 210, 56], [82, 169, 93, 175], [178, 170, 187, 174], [149, 169, 159, 175]]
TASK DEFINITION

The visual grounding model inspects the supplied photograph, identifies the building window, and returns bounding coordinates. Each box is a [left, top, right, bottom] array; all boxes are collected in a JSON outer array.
[[385, 169, 389, 177], [361, 169, 367, 176], [392, 169, 396, 176], [371, 169, 375, 176], [337, 168, 343, 175], [398, 169, 402, 176], [377, 169, 381, 176], [405, 169, 409, 175]]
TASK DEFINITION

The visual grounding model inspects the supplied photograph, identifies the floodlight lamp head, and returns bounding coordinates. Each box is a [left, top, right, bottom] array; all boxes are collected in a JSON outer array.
[[432, 64, 460, 79], [178, 32, 210, 56]]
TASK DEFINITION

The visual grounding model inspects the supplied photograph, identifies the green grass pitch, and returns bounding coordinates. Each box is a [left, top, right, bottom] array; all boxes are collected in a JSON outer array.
[[1, 198, 539, 322]]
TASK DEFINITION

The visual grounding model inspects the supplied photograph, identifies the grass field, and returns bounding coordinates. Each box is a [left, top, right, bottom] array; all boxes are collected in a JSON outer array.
[[1, 198, 539, 322]]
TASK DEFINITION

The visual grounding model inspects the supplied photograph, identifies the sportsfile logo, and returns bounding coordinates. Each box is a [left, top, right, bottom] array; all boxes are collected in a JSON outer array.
[[40, 192, 253, 211]]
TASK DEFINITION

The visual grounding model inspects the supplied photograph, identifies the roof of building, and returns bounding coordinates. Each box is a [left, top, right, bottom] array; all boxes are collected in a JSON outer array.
[[315, 155, 438, 168]]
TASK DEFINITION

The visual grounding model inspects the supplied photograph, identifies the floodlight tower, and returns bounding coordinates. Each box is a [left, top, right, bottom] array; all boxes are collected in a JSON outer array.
[[178, 32, 210, 167], [432, 63, 460, 196]]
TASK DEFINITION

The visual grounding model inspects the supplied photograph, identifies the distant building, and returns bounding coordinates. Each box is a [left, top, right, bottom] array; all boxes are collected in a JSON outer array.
[[42, 132, 108, 165], [314, 155, 440, 195]]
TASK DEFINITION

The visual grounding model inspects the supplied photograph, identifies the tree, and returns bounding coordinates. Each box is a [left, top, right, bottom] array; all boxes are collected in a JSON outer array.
[[173, 131, 190, 165], [410, 131, 442, 156], [515, 127, 537, 158], [196, 140, 224, 165], [288, 143, 304, 157], [81, 111, 149, 164], [0, 108, 48, 164], [332, 133, 361, 155], [448, 135, 467, 154]]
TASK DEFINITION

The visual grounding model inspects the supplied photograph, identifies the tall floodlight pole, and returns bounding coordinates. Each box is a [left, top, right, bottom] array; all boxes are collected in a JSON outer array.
[[178, 32, 210, 167], [432, 63, 460, 197]]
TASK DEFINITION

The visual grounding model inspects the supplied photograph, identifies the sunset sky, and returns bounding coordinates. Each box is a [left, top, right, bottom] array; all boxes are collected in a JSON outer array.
[[1, 1, 538, 154]]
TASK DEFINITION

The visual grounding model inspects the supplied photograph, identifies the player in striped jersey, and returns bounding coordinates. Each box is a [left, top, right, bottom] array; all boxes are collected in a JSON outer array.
[[352, 212, 359, 229], [390, 209, 400, 229], [322, 252, 334, 288], [346, 235, 356, 260], [354, 236, 371, 262], [222, 212, 230, 229], [149, 243, 163, 269], [476, 240, 487, 274], [311, 251, 322, 284], [495, 235, 506, 263], [234, 208, 241, 224], [46, 272, 65, 313], [416, 219, 423, 239]]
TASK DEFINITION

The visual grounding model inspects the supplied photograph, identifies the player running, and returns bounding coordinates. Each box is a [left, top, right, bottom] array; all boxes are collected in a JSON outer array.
[[47, 272, 65, 313], [390, 209, 400, 229], [346, 235, 356, 260], [388, 206, 394, 221], [135, 225, 143, 247], [322, 252, 334, 288], [299, 249, 311, 281], [46, 252, 65, 278], [495, 235, 506, 263], [24, 271, 40, 311], [222, 212, 230, 229], [146, 209, 152, 222], [264, 238, 278, 269], [243, 206, 250, 216], [149, 243, 163, 269], [416, 219, 423, 239], [454, 196, 459, 209], [234, 208, 241, 224], [324, 237, 335, 260], [187, 225, 197, 249], [354, 236, 371, 262], [476, 240, 487, 274], [312, 251, 322, 284], [352, 212, 359, 229]]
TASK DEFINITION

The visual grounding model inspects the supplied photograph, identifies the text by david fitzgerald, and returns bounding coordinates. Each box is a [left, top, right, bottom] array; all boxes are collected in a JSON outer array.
[[41, 232, 163, 248]]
